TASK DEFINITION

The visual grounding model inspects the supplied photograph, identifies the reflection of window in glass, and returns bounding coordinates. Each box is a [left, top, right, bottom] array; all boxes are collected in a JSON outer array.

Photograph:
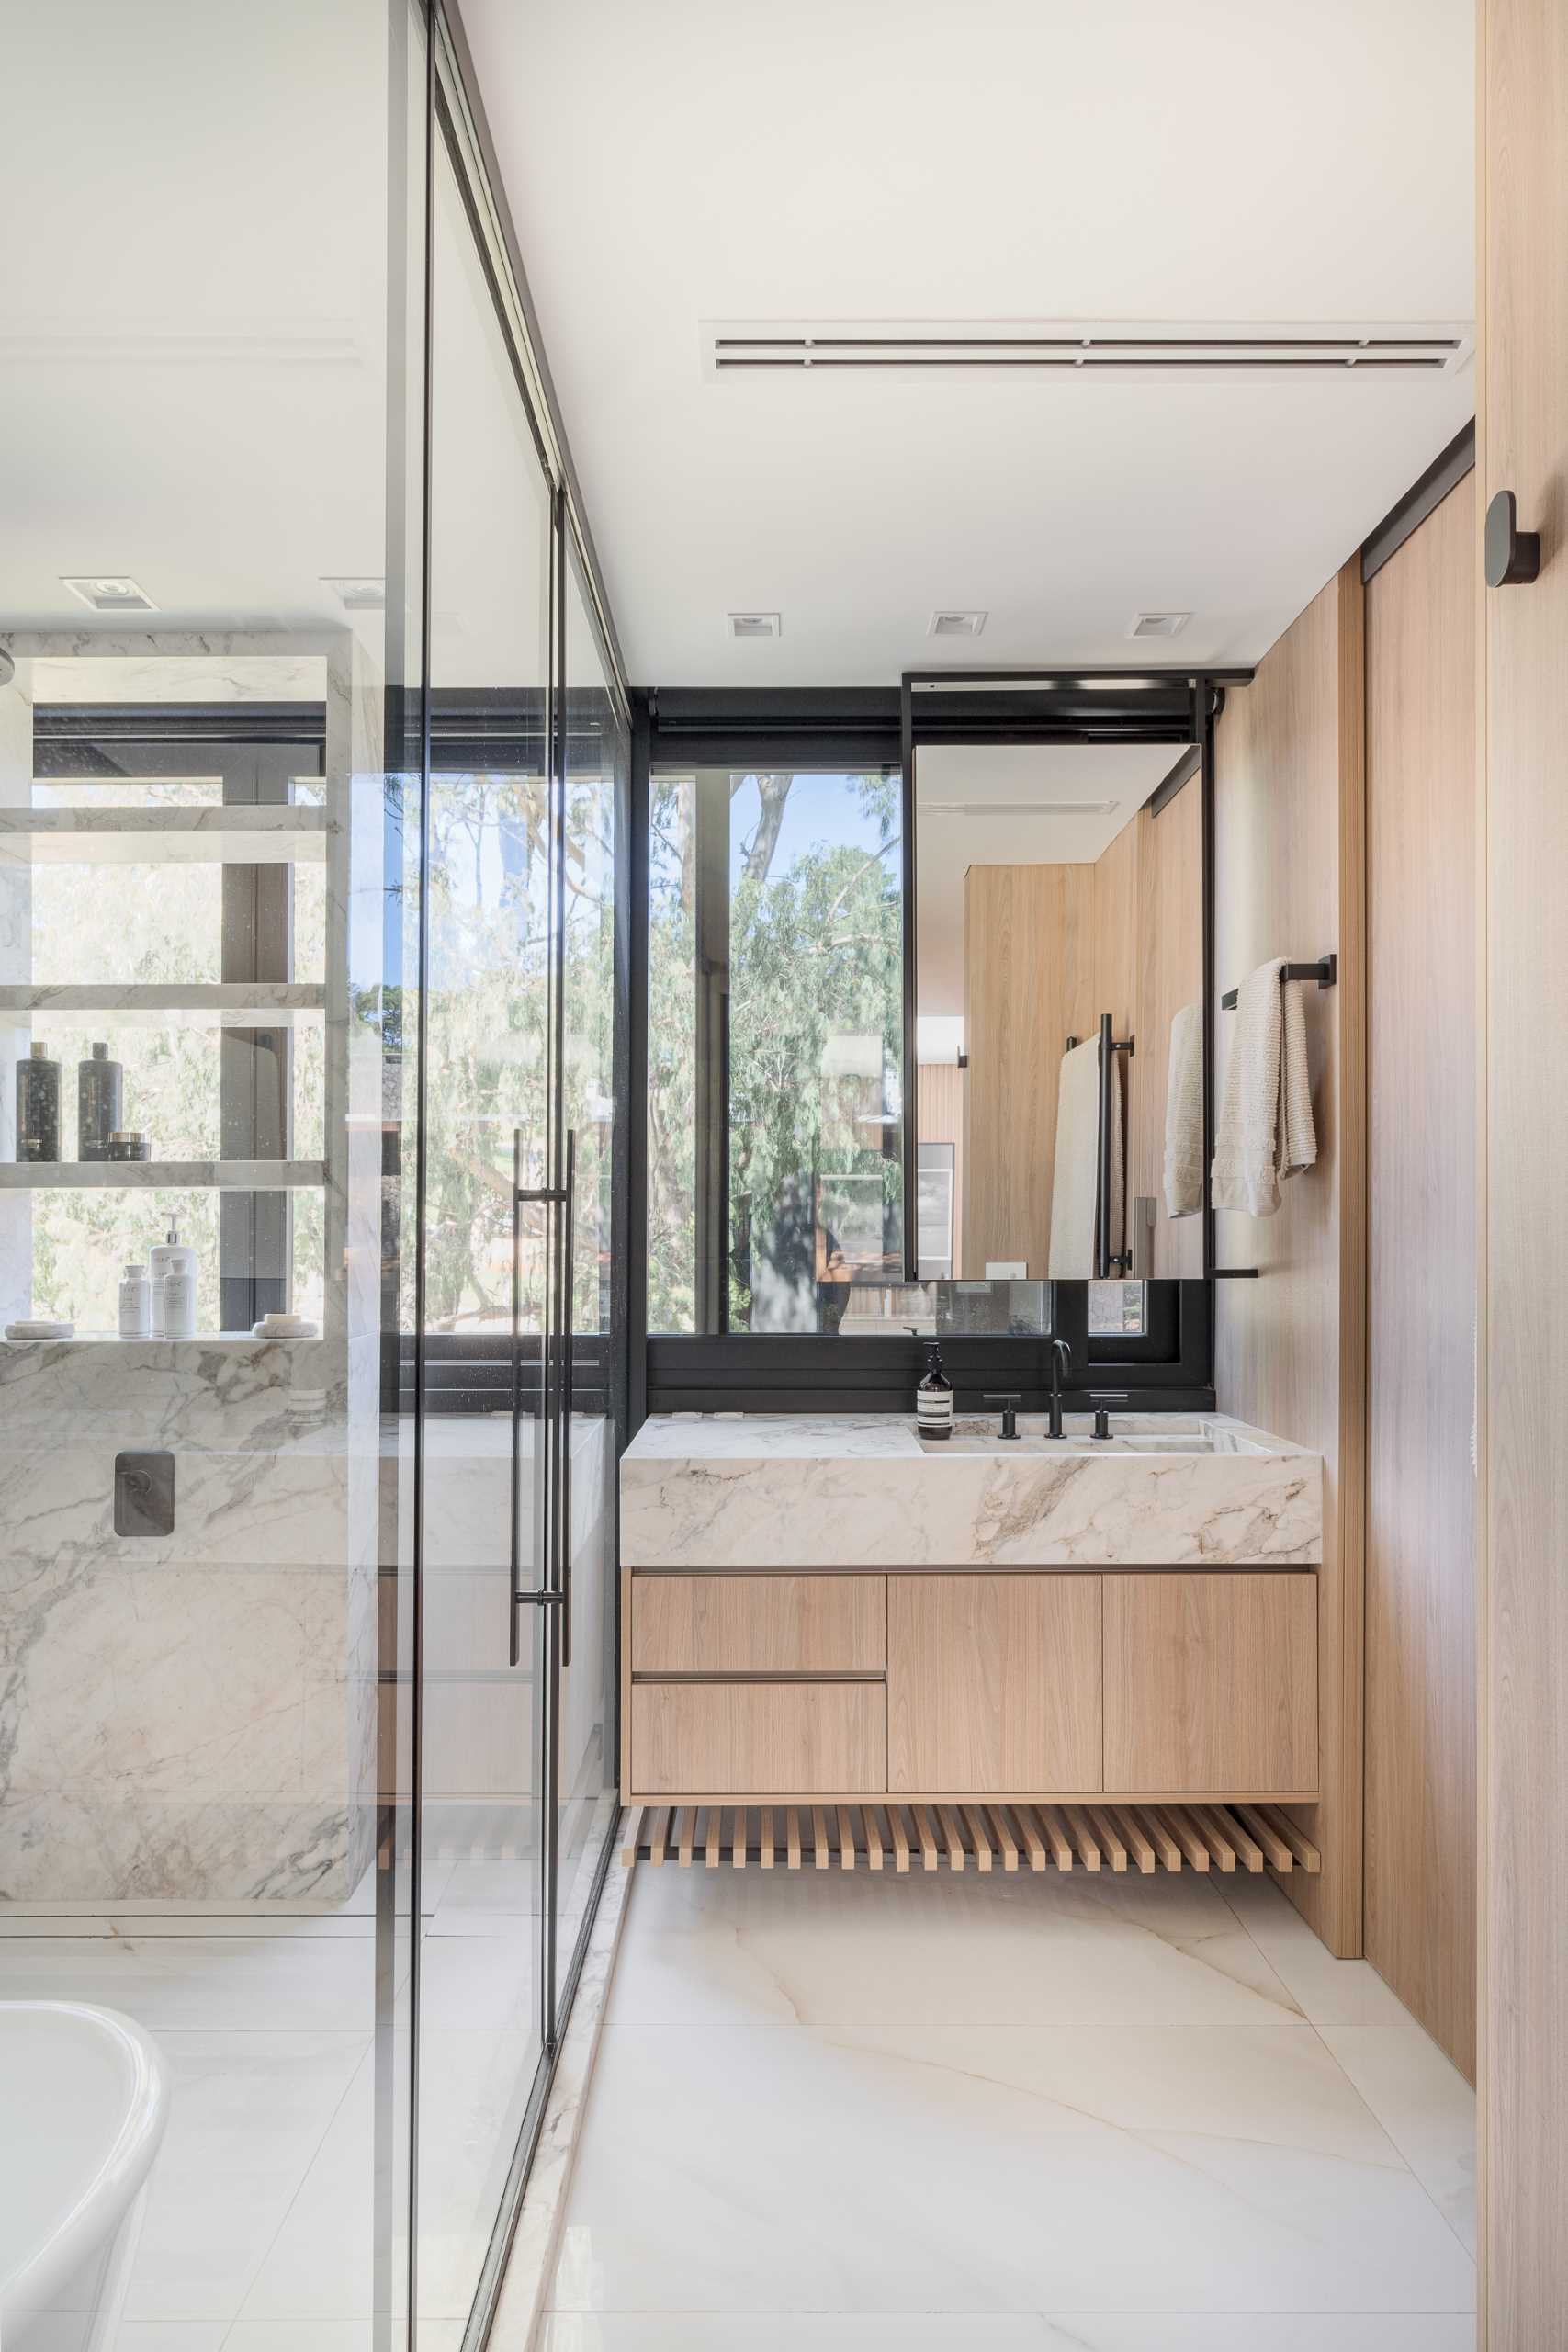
[[917, 1141, 954, 1279], [646, 773, 698, 1332], [1088, 1279, 1147, 1336], [645, 764, 904, 1335]]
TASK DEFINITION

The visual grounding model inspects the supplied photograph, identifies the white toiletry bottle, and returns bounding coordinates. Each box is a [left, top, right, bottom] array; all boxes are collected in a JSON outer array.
[[149, 1220, 197, 1340], [118, 1261, 151, 1340], [162, 1261, 197, 1340]]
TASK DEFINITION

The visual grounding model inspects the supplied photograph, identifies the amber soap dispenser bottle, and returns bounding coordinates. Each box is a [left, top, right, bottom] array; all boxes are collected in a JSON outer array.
[[916, 1340, 953, 1441]]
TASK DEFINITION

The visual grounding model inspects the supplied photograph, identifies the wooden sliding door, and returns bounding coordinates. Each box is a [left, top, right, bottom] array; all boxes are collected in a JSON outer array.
[[1480, 0, 1568, 2333], [1363, 473, 1477, 2082]]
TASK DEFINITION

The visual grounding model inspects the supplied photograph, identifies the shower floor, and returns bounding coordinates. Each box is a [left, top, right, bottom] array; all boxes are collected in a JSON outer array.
[[0, 1847, 562, 2348]]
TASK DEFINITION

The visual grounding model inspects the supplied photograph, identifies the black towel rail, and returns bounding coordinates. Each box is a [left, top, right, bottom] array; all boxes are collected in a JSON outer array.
[[1220, 953, 1337, 1012]]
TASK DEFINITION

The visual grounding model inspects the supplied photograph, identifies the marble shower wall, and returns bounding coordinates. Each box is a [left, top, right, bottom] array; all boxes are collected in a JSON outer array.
[[0, 1336, 377, 1906]]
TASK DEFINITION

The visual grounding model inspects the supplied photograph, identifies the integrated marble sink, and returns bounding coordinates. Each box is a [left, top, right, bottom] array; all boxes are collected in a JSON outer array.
[[940, 1416, 1245, 1456], [621, 1410, 1321, 1571]]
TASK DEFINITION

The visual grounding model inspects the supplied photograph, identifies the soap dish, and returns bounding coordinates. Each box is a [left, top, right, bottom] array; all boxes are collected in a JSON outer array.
[[251, 1313, 319, 1339], [5, 1318, 74, 1340]]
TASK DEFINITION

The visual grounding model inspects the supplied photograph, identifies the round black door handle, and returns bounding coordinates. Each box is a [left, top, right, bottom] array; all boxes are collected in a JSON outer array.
[[1486, 489, 1540, 587]]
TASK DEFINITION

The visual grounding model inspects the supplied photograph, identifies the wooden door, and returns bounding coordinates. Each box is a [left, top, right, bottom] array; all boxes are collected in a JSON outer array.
[[1480, 0, 1568, 2329], [1364, 476, 1477, 2082], [886, 1573, 1101, 1792]]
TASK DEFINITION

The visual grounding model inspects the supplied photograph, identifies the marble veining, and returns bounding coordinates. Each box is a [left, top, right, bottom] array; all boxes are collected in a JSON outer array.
[[621, 1414, 1321, 1569]]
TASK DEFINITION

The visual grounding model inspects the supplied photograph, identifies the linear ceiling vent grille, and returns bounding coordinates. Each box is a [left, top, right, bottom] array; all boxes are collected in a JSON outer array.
[[925, 797, 1120, 817], [702, 321, 1474, 376]]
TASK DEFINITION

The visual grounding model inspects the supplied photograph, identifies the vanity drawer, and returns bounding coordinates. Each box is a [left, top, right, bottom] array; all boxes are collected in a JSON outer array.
[[631, 1574, 886, 1674], [631, 1679, 886, 1794]]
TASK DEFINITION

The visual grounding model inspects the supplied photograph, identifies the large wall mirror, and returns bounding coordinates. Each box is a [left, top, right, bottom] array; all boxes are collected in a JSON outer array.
[[908, 675, 1222, 1292]]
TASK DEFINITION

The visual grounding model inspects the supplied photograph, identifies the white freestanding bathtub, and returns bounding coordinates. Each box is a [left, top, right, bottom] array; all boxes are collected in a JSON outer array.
[[0, 2002, 169, 2350]]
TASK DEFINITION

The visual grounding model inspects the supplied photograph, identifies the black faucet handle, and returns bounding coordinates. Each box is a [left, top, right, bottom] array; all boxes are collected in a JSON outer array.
[[983, 1389, 1022, 1440]]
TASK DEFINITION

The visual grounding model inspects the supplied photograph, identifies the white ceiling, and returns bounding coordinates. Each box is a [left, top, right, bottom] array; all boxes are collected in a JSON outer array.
[[915, 743, 1176, 1026], [0, 2, 1474, 702], [462, 0, 1475, 685]]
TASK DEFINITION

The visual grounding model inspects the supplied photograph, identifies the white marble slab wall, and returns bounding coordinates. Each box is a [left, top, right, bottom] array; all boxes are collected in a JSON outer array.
[[420, 1414, 610, 1812], [0, 1336, 374, 1909], [0, 662, 32, 1323]]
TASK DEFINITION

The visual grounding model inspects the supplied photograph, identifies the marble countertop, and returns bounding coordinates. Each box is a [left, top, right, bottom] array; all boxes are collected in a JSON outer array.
[[621, 1412, 1322, 1571]]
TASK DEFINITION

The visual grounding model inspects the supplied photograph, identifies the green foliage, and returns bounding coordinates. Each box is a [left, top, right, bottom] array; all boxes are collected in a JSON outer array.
[[644, 769, 904, 1334]]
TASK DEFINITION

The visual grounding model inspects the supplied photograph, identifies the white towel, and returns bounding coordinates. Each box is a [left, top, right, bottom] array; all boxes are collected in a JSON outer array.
[[1211, 958, 1317, 1216], [1163, 1001, 1204, 1218], [1048, 1035, 1124, 1277]]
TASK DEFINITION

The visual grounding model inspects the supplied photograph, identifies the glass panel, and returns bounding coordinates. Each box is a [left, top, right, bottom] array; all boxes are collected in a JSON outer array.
[[648, 764, 905, 1332], [646, 773, 698, 1330], [0, 5, 420, 2347], [554, 538, 626, 2008], [415, 120, 553, 2331]]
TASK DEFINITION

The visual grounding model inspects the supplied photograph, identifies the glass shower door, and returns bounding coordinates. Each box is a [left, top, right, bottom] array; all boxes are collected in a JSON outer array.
[[551, 537, 629, 2007], [413, 120, 556, 2335]]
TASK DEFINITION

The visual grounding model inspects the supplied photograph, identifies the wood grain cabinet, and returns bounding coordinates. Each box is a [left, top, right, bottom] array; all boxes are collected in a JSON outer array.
[[632, 1574, 885, 1674], [631, 1679, 885, 1795], [886, 1573, 1102, 1792], [1102, 1572, 1318, 1793]]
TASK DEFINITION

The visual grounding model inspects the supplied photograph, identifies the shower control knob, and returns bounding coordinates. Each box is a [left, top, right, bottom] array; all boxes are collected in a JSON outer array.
[[1485, 489, 1540, 587]]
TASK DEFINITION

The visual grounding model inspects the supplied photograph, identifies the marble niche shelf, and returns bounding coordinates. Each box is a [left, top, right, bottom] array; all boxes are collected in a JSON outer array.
[[0, 1159, 327, 1190], [0, 982, 327, 1025], [0, 807, 330, 863]]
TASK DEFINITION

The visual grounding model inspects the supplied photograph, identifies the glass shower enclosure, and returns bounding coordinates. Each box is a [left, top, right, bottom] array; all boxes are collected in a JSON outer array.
[[0, 4, 626, 2346]]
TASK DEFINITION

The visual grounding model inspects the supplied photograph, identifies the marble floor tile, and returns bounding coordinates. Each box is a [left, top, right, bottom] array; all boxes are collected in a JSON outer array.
[[224, 2326, 382, 2349], [122, 2030, 367, 2323], [1215, 1876, 1415, 2026], [415, 1922, 539, 2031], [548, 2021, 1475, 2315], [18, 2327, 228, 2352], [536, 2321, 1056, 2349], [429, 1856, 542, 1933], [0, 1932, 378, 2030], [608, 1862, 1303, 2028], [1319, 2021, 1477, 2255], [237, 2024, 546, 2325], [536, 2323, 1476, 2352]]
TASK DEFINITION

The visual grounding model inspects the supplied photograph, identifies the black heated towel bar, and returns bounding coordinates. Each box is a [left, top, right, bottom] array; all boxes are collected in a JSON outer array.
[[1220, 953, 1337, 1011]]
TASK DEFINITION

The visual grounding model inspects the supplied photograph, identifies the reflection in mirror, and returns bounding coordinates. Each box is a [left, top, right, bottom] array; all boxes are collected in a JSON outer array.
[[915, 741, 1204, 1282]]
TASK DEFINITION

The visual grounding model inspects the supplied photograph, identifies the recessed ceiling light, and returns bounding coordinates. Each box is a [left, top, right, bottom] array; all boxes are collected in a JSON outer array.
[[1129, 610, 1191, 639], [321, 575, 386, 612], [929, 609, 987, 639], [726, 612, 781, 640], [61, 575, 157, 614]]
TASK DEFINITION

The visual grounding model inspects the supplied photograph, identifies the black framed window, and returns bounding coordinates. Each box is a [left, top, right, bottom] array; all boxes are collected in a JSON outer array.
[[648, 762, 905, 1334]]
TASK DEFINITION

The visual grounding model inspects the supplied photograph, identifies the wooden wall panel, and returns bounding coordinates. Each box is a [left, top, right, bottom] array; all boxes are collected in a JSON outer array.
[[1213, 560, 1366, 1957], [1133, 781, 1205, 1278], [1364, 475, 1477, 2082], [962, 862, 1093, 1275], [1480, 0, 1568, 2326], [1091, 814, 1139, 1041]]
